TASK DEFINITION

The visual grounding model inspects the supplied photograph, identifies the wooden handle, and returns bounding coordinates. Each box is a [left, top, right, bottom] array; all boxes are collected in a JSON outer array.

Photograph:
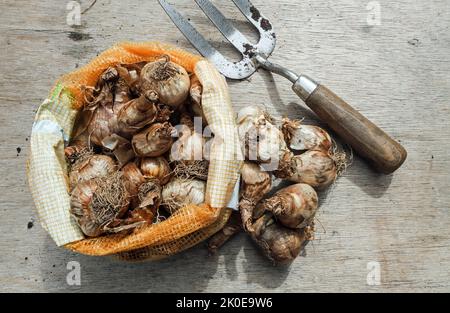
[[303, 85, 407, 174]]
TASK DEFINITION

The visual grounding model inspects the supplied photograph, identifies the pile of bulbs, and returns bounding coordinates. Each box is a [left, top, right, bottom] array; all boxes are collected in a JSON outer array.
[[208, 106, 346, 265], [65, 55, 345, 265], [66, 56, 209, 237]]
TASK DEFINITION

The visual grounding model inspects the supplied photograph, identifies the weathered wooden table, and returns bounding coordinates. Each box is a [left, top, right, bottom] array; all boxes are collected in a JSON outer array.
[[1, 0, 449, 292]]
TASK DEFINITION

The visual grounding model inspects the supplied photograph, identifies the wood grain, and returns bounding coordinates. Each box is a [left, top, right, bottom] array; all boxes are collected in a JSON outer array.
[[0, 0, 449, 292], [305, 84, 407, 173]]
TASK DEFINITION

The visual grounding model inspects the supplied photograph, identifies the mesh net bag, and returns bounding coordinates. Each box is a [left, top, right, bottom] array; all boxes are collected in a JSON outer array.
[[27, 42, 242, 261]]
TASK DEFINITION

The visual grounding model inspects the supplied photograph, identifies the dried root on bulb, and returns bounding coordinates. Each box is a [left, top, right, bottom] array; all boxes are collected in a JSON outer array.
[[170, 114, 208, 180], [65, 140, 92, 167], [172, 159, 209, 181], [70, 172, 131, 237], [330, 143, 350, 177], [91, 173, 130, 226]]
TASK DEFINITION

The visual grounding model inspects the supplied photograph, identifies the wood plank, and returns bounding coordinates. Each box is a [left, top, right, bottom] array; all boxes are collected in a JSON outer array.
[[0, 0, 449, 292]]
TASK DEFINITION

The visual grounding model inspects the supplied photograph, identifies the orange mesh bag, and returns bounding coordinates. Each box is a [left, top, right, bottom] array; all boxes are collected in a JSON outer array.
[[27, 42, 242, 260]]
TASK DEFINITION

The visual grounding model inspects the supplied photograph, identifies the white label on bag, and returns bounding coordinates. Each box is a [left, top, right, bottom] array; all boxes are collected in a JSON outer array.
[[32, 119, 69, 143], [226, 176, 240, 211]]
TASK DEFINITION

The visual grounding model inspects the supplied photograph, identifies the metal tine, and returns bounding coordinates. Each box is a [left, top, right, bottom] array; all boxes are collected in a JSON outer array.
[[231, 0, 276, 56], [230, 0, 263, 29], [194, 0, 250, 54], [158, 0, 257, 79], [159, 0, 222, 60]]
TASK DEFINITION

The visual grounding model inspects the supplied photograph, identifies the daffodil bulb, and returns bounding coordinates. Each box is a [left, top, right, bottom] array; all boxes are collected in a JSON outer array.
[[285, 150, 337, 190], [140, 56, 190, 109], [132, 122, 175, 157], [69, 154, 116, 190], [161, 178, 206, 213], [237, 106, 293, 176], [281, 118, 332, 152], [70, 173, 130, 237], [139, 157, 171, 185], [256, 183, 318, 229]]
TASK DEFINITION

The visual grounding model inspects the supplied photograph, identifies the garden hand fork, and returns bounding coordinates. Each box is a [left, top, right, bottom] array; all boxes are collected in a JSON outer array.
[[159, 0, 407, 174]]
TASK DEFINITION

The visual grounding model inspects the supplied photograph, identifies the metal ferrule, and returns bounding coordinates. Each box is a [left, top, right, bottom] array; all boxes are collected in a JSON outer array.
[[253, 54, 318, 101], [292, 75, 319, 101]]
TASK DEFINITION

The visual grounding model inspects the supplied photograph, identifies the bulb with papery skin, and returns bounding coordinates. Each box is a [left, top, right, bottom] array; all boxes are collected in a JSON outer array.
[[251, 213, 307, 265], [132, 122, 174, 157], [140, 56, 190, 109], [281, 118, 332, 152], [139, 157, 171, 185], [287, 150, 337, 190], [70, 174, 130, 237], [255, 183, 318, 229], [161, 178, 206, 214], [69, 154, 116, 190]]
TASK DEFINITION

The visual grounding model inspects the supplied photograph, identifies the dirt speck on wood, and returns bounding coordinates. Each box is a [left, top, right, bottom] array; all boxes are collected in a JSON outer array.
[[68, 31, 92, 41], [408, 38, 420, 46]]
